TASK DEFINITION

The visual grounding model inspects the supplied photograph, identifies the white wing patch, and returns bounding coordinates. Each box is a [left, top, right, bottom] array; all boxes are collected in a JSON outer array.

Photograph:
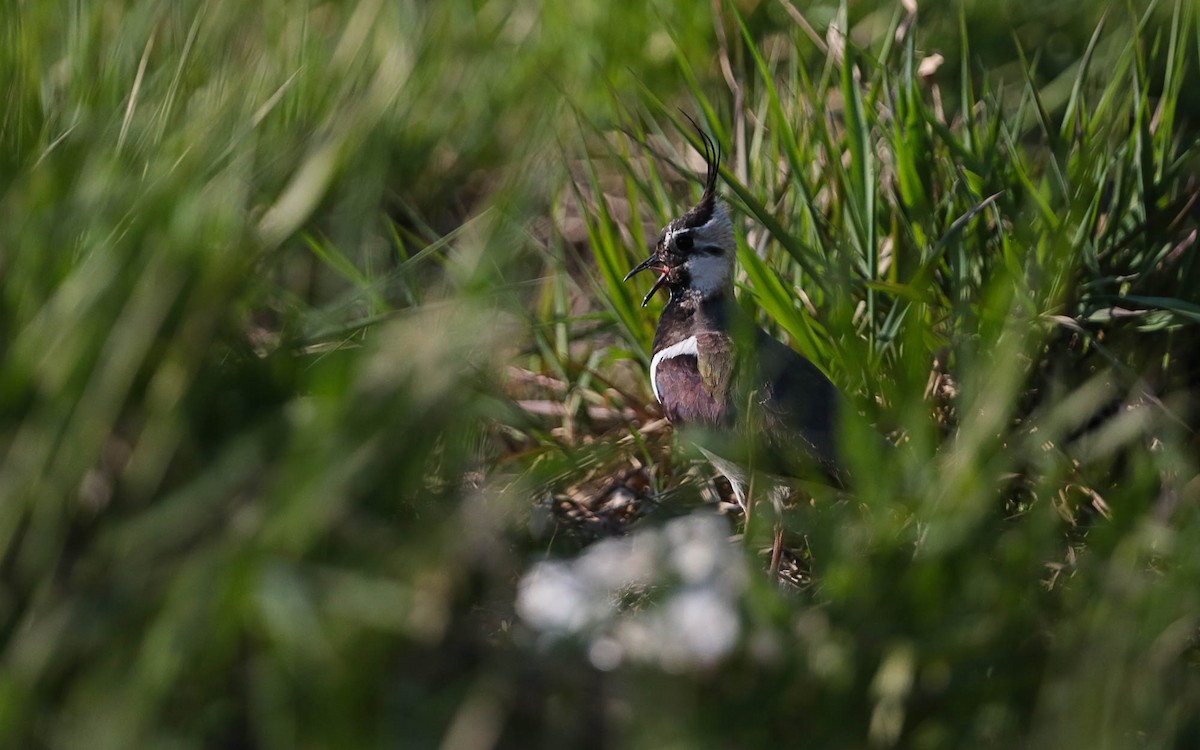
[[649, 335, 699, 403]]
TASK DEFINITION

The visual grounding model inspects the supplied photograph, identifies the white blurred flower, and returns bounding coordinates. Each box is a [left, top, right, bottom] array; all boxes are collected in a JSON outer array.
[[516, 510, 746, 670], [662, 587, 740, 668], [578, 530, 660, 590], [666, 513, 730, 584], [516, 560, 609, 634]]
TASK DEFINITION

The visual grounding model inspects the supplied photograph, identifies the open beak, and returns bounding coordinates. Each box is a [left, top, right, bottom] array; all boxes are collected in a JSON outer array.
[[623, 254, 670, 308]]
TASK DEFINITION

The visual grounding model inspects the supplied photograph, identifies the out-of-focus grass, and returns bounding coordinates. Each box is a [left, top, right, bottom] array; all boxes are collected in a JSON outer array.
[[1, 0, 1198, 748]]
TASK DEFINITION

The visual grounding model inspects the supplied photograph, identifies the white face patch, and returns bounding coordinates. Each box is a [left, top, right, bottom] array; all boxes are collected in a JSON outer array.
[[650, 335, 699, 402], [688, 203, 734, 249], [684, 253, 733, 296]]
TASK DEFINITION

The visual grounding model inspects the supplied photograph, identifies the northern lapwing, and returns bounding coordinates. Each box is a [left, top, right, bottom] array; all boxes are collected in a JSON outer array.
[[624, 128, 847, 514]]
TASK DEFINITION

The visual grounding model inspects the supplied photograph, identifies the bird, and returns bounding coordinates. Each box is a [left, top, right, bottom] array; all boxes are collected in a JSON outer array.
[[623, 127, 848, 514]]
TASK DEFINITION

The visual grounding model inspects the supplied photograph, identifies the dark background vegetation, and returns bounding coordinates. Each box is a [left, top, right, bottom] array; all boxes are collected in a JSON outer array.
[[2, 0, 1199, 747]]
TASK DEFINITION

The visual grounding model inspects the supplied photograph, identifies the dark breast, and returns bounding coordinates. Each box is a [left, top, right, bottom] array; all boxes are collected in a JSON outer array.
[[655, 355, 730, 427]]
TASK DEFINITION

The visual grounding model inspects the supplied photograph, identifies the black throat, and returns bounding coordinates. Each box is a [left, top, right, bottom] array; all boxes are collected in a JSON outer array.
[[651, 289, 735, 354]]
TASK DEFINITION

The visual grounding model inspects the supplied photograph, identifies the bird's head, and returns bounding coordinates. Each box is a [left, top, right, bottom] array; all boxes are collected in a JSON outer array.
[[624, 127, 735, 307]]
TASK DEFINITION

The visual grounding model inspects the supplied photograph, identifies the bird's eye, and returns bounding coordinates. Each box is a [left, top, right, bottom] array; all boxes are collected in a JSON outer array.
[[674, 232, 693, 251]]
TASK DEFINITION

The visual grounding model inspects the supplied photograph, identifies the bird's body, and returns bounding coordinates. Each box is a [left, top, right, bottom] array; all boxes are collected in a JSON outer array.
[[625, 127, 847, 505], [649, 290, 843, 485]]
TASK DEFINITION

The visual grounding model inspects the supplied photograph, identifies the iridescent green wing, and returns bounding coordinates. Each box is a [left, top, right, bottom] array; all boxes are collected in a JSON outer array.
[[694, 332, 737, 417]]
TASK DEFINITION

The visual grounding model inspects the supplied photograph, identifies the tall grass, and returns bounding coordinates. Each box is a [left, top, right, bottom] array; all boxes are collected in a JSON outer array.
[[0, 0, 1197, 748], [532, 1, 1200, 746]]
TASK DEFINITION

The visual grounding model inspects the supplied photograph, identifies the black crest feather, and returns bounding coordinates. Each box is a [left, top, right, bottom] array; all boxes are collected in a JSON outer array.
[[680, 113, 720, 228]]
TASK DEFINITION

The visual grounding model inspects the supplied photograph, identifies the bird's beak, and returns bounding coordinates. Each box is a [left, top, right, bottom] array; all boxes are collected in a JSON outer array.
[[623, 254, 670, 308]]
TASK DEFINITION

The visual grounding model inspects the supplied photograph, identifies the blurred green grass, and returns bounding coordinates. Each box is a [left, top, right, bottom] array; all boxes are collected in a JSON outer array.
[[1, 0, 1199, 748]]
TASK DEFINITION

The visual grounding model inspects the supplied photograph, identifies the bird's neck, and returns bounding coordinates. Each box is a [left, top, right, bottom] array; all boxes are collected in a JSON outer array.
[[653, 288, 735, 352]]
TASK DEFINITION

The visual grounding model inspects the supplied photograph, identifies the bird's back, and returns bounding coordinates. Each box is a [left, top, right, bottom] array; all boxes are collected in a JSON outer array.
[[748, 328, 843, 481]]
